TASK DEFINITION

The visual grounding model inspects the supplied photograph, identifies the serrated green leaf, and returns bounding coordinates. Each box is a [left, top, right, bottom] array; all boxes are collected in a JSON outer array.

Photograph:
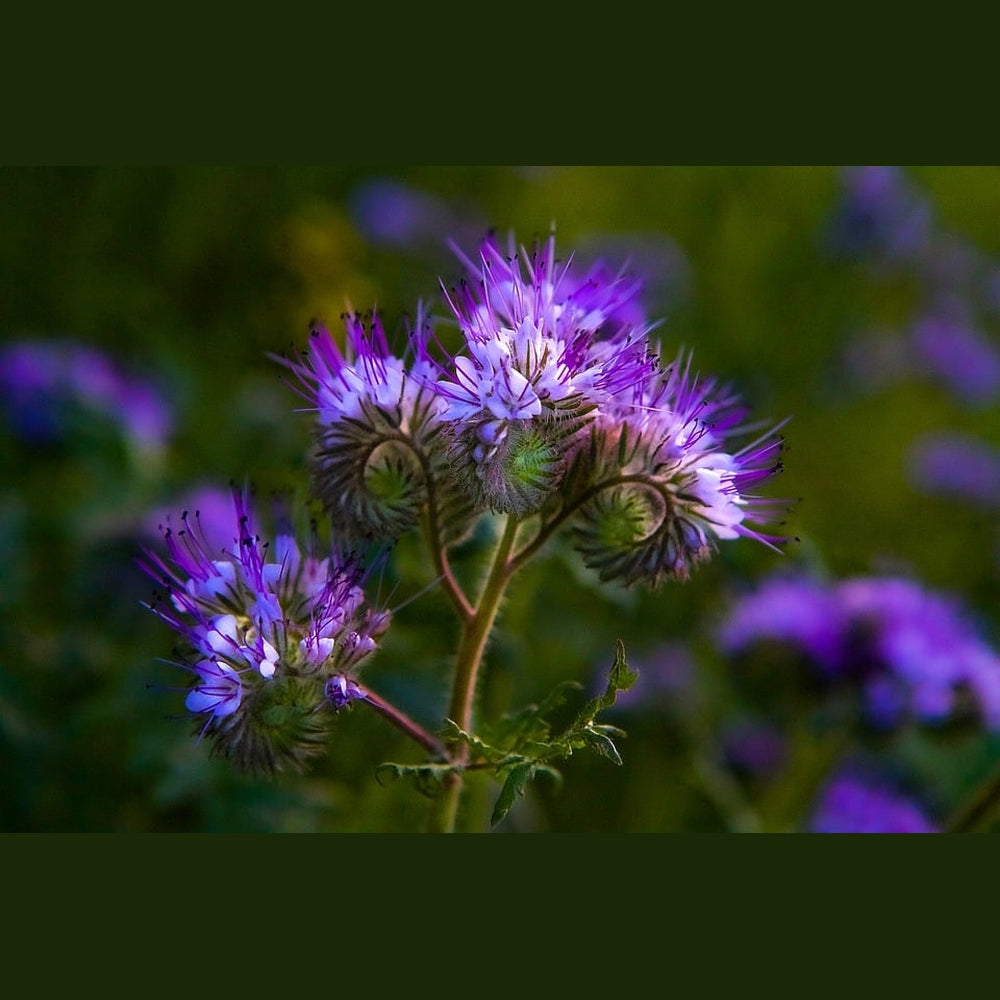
[[374, 760, 459, 798], [534, 679, 585, 717], [437, 720, 507, 763], [487, 680, 583, 750], [608, 639, 639, 694], [570, 639, 638, 730], [579, 728, 623, 765], [590, 723, 628, 740], [491, 761, 536, 827]]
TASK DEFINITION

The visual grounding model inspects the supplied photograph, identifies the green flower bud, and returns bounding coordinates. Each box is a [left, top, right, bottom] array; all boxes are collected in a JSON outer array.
[[206, 673, 331, 776]]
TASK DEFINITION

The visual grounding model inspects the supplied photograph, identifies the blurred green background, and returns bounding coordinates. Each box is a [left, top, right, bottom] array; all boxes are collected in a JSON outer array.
[[3, 165, 999, 832]]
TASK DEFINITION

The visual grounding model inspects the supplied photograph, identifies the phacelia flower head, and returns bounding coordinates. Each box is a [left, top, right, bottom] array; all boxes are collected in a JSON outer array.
[[274, 308, 454, 543], [140, 485, 389, 773], [426, 229, 659, 515], [572, 352, 788, 586], [276, 227, 789, 585], [718, 572, 1000, 733]]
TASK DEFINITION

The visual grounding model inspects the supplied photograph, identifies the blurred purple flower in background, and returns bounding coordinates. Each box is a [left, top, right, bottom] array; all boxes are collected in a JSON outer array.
[[718, 573, 1000, 731], [907, 431, 1000, 506], [0, 338, 173, 460], [807, 766, 938, 833], [910, 311, 1000, 406], [717, 575, 847, 673], [719, 718, 788, 782], [347, 176, 487, 256], [838, 577, 1000, 729], [825, 166, 934, 269], [607, 640, 699, 713], [828, 168, 1000, 413]]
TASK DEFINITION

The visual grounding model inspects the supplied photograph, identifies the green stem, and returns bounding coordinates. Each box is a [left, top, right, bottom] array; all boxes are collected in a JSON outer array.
[[508, 473, 652, 574], [426, 515, 520, 833], [410, 435, 474, 622], [421, 507, 474, 622]]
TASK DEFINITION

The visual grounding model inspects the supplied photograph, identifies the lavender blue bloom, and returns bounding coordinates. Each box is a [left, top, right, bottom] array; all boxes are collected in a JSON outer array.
[[718, 573, 1000, 731], [582, 353, 787, 582], [717, 575, 846, 673], [184, 658, 243, 719], [907, 431, 1000, 506], [910, 312, 1000, 406], [141, 486, 389, 730], [0, 338, 173, 457], [825, 165, 934, 268], [275, 309, 437, 427], [807, 767, 938, 833], [432, 230, 657, 447], [280, 227, 788, 579]]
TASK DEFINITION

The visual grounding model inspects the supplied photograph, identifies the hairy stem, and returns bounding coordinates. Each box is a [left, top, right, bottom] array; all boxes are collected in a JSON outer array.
[[381, 425, 473, 622], [426, 515, 520, 833], [421, 508, 473, 622], [509, 473, 653, 573], [358, 685, 446, 758]]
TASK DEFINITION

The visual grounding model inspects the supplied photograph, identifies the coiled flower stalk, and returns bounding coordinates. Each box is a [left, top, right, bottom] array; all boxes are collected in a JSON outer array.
[[570, 353, 788, 587], [275, 308, 476, 547]]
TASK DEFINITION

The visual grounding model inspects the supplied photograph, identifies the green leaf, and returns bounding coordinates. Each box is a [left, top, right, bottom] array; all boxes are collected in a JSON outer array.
[[491, 761, 536, 827], [418, 644, 638, 823], [374, 760, 460, 798], [485, 681, 581, 750], [437, 720, 508, 764], [579, 728, 623, 766], [567, 639, 638, 734]]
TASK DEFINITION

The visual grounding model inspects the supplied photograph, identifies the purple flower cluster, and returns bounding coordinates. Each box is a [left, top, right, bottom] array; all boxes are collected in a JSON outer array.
[[831, 168, 1000, 407], [910, 309, 1000, 407], [807, 767, 938, 833], [281, 230, 786, 584], [277, 310, 435, 429], [589, 353, 787, 575], [140, 486, 388, 729], [826, 168, 1000, 517], [907, 431, 1000, 507], [825, 165, 934, 269], [0, 337, 173, 458], [718, 573, 1000, 731], [434, 231, 654, 429]]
